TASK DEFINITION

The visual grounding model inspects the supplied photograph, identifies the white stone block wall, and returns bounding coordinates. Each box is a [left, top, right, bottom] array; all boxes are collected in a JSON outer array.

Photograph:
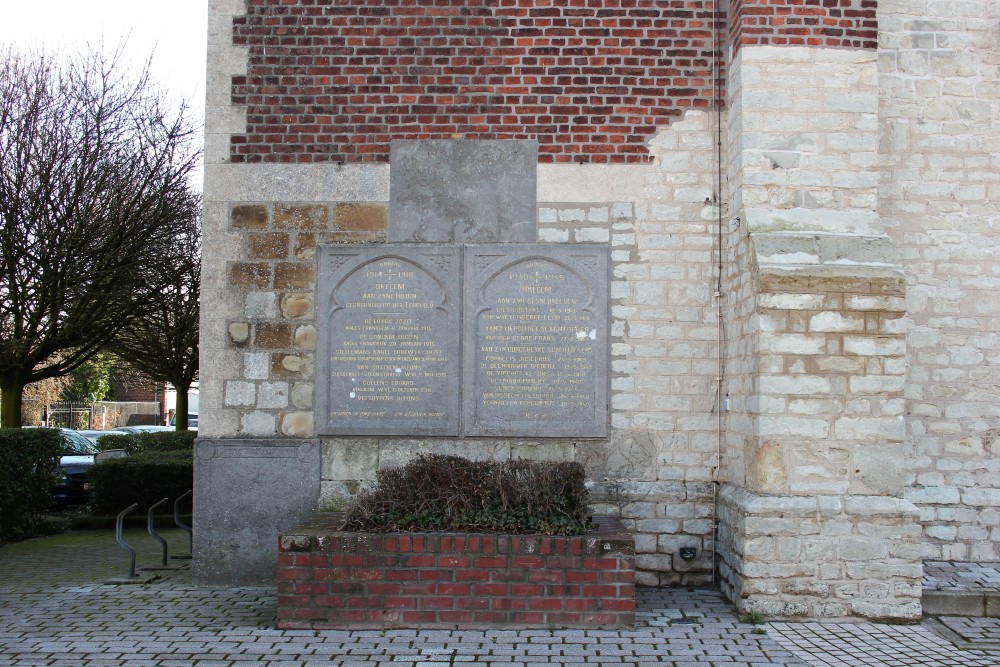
[[879, 0, 1000, 561], [717, 487, 922, 620], [719, 38, 922, 620]]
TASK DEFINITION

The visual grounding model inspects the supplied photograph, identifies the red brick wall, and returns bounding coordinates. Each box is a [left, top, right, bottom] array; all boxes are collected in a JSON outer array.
[[231, 0, 722, 164], [728, 0, 877, 53], [277, 515, 635, 629]]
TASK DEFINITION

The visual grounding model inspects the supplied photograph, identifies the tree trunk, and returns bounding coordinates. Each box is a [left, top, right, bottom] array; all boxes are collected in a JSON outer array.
[[0, 375, 25, 428], [175, 385, 189, 431]]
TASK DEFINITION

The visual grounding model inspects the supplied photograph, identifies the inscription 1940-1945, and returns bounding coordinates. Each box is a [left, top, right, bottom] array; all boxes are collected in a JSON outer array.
[[464, 246, 608, 437], [315, 245, 608, 438]]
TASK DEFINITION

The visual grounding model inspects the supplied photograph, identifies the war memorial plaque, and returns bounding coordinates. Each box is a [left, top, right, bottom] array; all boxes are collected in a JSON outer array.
[[463, 245, 609, 437], [316, 246, 461, 436]]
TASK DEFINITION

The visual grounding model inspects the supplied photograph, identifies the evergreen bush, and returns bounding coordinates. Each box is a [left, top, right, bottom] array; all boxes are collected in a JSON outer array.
[[95, 429, 196, 455], [341, 455, 592, 535], [89, 432, 193, 515], [0, 428, 62, 540]]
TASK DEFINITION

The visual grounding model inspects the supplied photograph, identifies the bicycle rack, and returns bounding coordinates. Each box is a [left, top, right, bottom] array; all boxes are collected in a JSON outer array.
[[171, 489, 193, 560], [148, 498, 169, 567], [115, 503, 140, 578], [140, 498, 182, 571], [106, 504, 158, 584]]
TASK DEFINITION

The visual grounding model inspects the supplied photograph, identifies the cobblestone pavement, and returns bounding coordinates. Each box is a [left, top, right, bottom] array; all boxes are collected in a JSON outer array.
[[931, 616, 1000, 652], [923, 562, 1000, 593], [2, 530, 999, 666]]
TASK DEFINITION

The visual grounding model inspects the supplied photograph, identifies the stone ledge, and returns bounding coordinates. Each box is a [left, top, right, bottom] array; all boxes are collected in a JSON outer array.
[[922, 590, 1000, 618]]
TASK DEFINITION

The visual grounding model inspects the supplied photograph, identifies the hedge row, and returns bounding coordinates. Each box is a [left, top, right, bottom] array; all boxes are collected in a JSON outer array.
[[89, 432, 194, 515], [0, 428, 62, 540]]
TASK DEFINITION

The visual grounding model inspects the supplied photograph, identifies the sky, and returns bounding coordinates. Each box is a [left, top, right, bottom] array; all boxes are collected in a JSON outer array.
[[0, 0, 209, 181]]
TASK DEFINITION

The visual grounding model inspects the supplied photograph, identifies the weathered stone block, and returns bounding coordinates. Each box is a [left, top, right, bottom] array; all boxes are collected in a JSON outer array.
[[280, 294, 314, 319], [258, 382, 289, 409], [333, 203, 388, 231], [270, 353, 313, 379], [248, 231, 289, 259], [293, 324, 316, 349], [229, 262, 272, 289], [243, 352, 270, 379], [274, 204, 329, 230], [280, 412, 314, 437], [224, 380, 255, 406], [254, 322, 292, 349], [274, 262, 316, 289], [231, 204, 269, 229], [228, 322, 250, 345]]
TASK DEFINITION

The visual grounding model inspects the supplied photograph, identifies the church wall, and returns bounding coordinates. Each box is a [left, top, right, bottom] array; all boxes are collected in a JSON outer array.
[[879, 0, 1000, 562], [200, 0, 726, 586], [199, 0, 1000, 616]]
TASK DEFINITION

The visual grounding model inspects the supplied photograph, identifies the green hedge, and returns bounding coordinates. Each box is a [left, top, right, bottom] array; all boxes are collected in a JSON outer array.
[[342, 455, 593, 535], [0, 428, 62, 539], [89, 432, 194, 515], [95, 430, 196, 455]]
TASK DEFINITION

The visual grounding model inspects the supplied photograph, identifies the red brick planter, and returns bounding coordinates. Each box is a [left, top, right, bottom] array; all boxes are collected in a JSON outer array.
[[277, 514, 635, 629]]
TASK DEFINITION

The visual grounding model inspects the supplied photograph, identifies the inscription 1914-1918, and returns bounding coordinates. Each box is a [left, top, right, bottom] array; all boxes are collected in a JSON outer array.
[[316, 244, 608, 438], [315, 246, 461, 436]]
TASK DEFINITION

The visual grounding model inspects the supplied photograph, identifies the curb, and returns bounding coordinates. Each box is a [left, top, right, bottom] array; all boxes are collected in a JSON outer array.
[[923, 590, 1000, 618]]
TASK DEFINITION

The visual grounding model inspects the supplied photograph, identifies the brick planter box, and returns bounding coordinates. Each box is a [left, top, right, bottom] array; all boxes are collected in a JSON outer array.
[[277, 514, 635, 629]]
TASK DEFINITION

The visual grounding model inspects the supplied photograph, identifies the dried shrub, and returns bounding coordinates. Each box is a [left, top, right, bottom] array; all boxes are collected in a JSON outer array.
[[342, 455, 592, 535]]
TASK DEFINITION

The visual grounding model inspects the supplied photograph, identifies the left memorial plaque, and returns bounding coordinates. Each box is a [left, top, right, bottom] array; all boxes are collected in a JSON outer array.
[[316, 246, 461, 436]]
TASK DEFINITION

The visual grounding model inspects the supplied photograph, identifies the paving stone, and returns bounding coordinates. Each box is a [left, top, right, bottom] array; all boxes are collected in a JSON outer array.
[[1, 531, 999, 666]]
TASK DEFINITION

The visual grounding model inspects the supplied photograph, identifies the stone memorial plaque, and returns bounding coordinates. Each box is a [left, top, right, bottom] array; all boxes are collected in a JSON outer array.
[[316, 246, 461, 436], [389, 140, 538, 243], [463, 245, 609, 437]]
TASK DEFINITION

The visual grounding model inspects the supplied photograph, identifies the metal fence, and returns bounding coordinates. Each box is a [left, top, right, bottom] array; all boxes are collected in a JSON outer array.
[[44, 401, 162, 430]]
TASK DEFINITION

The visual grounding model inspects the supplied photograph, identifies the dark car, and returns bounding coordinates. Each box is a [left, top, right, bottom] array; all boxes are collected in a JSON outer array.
[[168, 413, 198, 428], [53, 429, 98, 505]]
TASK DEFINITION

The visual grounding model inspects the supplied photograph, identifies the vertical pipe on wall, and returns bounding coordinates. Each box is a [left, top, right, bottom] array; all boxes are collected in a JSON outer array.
[[711, 0, 727, 587]]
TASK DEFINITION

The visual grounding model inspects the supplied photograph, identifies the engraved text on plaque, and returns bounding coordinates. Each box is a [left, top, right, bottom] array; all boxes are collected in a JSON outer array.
[[463, 245, 609, 437], [316, 246, 461, 436]]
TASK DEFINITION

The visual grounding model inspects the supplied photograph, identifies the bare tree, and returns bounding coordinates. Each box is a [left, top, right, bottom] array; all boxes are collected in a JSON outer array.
[[18, 376, 69, 426], [0, 46, 200, 427], [112, 221, 200, 431]]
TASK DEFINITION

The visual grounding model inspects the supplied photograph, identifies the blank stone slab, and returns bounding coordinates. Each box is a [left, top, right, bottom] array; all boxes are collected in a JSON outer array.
[[315, 245, 462, 436], [463, 245, 609, 437], [193, 439, 320, 585], [389, 140, 538, 243]]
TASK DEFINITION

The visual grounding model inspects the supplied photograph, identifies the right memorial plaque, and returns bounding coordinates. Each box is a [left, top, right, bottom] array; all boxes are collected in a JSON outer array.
[[464, 245, 609, 437]]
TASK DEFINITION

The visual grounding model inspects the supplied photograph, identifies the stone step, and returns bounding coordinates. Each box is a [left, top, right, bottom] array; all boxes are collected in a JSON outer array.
[[922, 590, 1000, 618]]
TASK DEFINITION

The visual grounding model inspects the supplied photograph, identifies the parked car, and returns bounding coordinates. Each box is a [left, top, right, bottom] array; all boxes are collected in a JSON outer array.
[[169, 413, 198, 428], [76, 429, 130, 446], [117, 425, 174, 433], [54, 428, 98, 505]]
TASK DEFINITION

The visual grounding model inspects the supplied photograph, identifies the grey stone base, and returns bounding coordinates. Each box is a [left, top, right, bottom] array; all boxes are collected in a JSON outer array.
[[717, 485, 923, 621], [922, 590, 1000, 618], [193, 438, 320, 585]]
